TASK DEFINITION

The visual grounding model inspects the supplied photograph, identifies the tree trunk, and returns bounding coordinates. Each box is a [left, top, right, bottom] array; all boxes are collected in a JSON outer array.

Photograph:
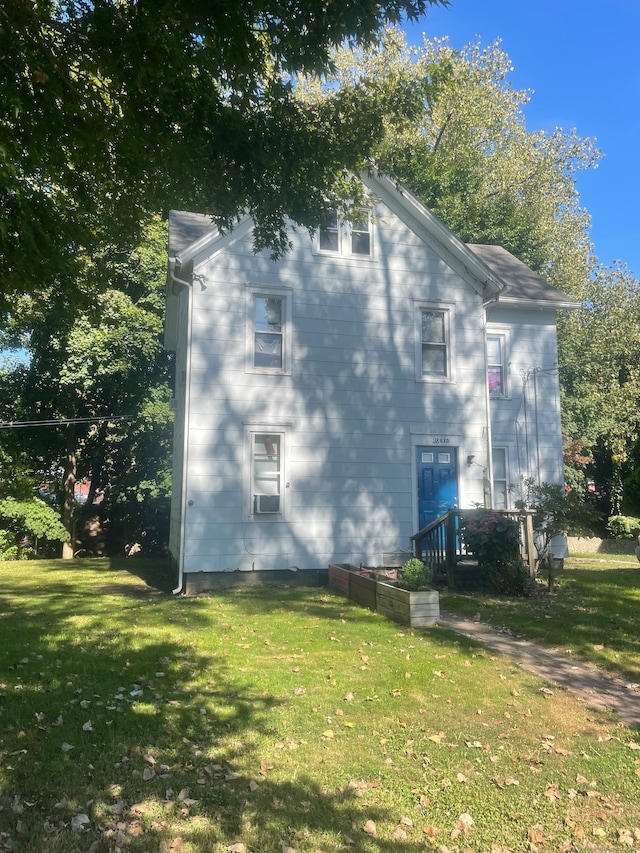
[[61, 422, 77, 559]]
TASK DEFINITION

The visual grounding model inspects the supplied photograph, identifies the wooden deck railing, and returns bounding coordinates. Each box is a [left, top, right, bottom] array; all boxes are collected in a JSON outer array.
[[410, 508, 536, 588]]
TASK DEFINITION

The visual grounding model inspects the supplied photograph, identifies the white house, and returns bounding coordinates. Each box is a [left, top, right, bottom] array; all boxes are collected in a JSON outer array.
[[164, 170, 577, 592]]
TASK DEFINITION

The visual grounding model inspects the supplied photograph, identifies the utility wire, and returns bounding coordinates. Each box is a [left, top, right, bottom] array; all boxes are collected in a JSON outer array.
[[0, 415, 134, 429]]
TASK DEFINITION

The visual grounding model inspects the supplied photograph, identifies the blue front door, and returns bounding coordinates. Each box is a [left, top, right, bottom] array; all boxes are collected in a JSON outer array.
[[417, 446, 458, 529]]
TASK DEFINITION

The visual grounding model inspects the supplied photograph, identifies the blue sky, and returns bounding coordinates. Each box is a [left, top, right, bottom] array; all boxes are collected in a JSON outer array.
[[403, 0, 640, 277]]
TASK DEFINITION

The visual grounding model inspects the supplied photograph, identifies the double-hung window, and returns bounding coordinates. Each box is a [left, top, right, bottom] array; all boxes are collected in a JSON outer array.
[[492, 447, 509, 509], [318, 209, 373, 258], [254, 296, 283, 369], [487, 332, 507, 397], [246, 286, 292, 374], [414, 302, 453, 381], [318, 210, 340, 253], [252, 433, 283, 515]]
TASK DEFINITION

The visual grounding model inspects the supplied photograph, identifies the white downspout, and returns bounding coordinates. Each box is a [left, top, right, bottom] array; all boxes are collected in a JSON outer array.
[[482, 297, 498, 508], [172, 275, 193, 595]]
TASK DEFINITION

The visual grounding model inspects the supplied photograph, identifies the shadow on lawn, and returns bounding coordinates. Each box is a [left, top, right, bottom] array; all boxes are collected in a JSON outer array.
[[0, 575, 447, 852]]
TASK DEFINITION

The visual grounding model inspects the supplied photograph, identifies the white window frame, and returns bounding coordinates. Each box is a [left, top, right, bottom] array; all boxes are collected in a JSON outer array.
[[244, 424, 289, 520], [486, 327, 510, 398], [316, 209, 374, 259], [491, 446, 510, 509], [414, 301, 455, 383], [245, 284, 292, 375]]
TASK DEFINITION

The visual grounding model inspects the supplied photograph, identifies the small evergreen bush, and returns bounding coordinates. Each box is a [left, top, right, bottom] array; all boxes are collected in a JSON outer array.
[[400, 558, 432, 591]]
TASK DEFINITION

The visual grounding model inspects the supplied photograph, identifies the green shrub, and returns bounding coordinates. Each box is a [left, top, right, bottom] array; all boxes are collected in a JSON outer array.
[[484, 557, 531, 596], [461, 510, 530, 596], [607, 515, 640, 539], [400, 558, 432, 591]]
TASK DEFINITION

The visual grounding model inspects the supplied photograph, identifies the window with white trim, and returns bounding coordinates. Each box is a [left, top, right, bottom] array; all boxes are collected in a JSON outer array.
[[318, 209, 373, 258], [414, 303, 453, 381], [246, 286, 292, 374], [492, 447, 509, 509], [487, 332, 507, 397], [251, 432, 283, 515]]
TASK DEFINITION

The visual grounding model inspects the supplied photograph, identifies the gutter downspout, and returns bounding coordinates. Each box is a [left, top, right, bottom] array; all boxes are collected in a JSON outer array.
[[481, 288, 507, 507], [172, 260, 193, 595]]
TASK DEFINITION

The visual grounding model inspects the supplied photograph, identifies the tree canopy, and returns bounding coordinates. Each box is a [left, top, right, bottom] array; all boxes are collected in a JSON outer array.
[[297, 29, 599, 297], [1, 0, 447, 310]]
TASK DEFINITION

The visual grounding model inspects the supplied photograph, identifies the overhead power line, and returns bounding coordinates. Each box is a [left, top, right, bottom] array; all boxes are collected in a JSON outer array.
[[0, 415, 134, 430]]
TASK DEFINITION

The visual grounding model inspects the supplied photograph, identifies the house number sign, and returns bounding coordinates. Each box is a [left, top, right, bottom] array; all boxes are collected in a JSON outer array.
[[431, 437, 450, 444]]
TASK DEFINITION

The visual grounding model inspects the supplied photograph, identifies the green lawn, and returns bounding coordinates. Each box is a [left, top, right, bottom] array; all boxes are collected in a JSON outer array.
[[440, 556, 640, 683], [1, 558, 639, 852]]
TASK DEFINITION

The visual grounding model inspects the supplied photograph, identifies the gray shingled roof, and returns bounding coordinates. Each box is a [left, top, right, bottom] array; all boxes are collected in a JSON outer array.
[[467, 243, 578, 307], [169, 211, 216, 257]]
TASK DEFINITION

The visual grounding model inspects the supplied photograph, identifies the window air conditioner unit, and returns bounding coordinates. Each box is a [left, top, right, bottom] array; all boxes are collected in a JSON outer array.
[[254, 494, 280, 514]]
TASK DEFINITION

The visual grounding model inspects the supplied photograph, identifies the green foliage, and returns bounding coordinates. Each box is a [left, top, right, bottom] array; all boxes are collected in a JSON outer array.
[[460, 510, 529, 596], [606, 515, 640, 540], [520, 480, 600, 549], [400, 557, 432, 590], [0, 219, 174, 555], [299, 30, 598, 299], [1, 0, 445, 309], [0, 497, 69, 559], [558, 263, 640, 516]]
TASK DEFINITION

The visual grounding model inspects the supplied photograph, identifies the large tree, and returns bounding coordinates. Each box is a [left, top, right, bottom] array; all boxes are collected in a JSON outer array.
[[296, 29, 599, 298], [0, 219, 173, 557], [559, 263, 640, 514], [1, 0, 446, 311]]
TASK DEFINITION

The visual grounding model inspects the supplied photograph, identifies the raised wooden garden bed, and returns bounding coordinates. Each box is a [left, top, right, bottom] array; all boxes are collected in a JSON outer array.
[[328, 563, 439, 627], [376, 582, 440, 627]]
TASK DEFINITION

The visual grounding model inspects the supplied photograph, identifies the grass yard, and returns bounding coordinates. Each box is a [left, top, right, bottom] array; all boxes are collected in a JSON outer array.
[[440, 556, 640, 684], [0, 558, 639, 852]]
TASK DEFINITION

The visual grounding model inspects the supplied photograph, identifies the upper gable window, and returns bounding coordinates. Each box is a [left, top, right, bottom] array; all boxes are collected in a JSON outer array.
[[246, 285, 292, 375], [318, 209, 373, 258]]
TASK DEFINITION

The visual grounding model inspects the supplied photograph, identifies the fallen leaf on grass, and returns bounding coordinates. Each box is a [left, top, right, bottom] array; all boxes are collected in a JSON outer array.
[[71, 813, 90, 831], [363, 819, 377, 837], [528, 828, 545, 844], [226, 844, 246, 853], [422, 824, 440, 840], [393, 827, 408, 840], [544, 783, 562, 801]]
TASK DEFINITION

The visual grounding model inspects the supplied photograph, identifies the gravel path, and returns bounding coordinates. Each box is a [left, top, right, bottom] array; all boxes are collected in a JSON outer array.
[[437, 614, 640, 728]]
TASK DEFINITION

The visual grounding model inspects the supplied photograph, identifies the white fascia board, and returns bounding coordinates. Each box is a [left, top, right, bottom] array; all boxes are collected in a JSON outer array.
[[497, 295, 582, 311], [363, 170, 504, 300]]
